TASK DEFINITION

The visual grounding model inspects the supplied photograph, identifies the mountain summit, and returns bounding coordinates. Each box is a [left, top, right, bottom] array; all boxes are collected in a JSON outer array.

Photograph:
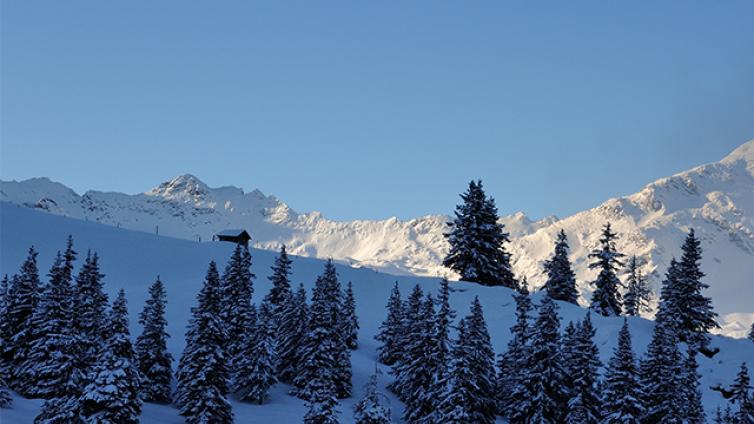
[[2, 140, 753, 324]]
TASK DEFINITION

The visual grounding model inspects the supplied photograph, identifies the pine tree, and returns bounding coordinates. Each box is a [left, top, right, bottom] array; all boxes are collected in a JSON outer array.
[[276, 283, 308, 384], [655, 258, 682, 331], [341, 281, 359, 350], [565, 313, 602, 424], [266, 245, 293, 308], [175, 261, 233, 424], [680, 348, 706, 424], [19, 252, 80, 399], [498, 282, 533, 420], [623, 256, 651, 317], [81, 290, 142, 424], [589, 223, 624, 316], [220, 244, 255, 376], [730, 363, 754, 424], [294, 261, 351, 400], [527, 295, 568, 423], [235, 301, 277, 404], [135, 276, 173, 403], [399, 293, 439, 423], [303, 364, 340, 424], [434, 277, 455, 371], [5, 247, 42, 392], [436, 297, 497, 424], [388, 284, 423, 398], [353, 372, 391, 424], [443, 180, 517, 288], [602, 319, 642, 424], [375, 282, 404, 366], [543, 230, 579, 303], [639, 322, 684, 423], [675, 229, 719, 348], [0, 274, 13, 382], [74, 251, 109, 378]]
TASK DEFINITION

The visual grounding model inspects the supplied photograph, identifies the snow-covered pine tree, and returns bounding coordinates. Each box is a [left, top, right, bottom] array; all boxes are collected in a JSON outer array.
[[303, 363, 340, 424], [266, 244, 292, 308], [588, 223, 625, 316], [399, 293, 439, 423], [443, 180, 517, 288], [81, 289, 141, 424], [434, 277, 455, 372], [294, 260, 351, 400], [730, 362, 754, 424], [375, 282, 404, 366], [389, 284, 423, 398], [341, 281, 359, 350], [527, 295, 568, 423], [175, 261, 233, 424], [498, 281, 533, 420], [435, 297, 497, 424], [0, 274, 13, 383], [623, 256, 651, 317], [0, 372, 9, 408], [543, 229, 578, 304], [602, 319, 642, 424], [5, 247, 41, 392], [655, 258, 682, 332], [639, 321, 684, 423], [565, 313, 602, 424], [675, 229, 719, 348], [135, 276, 173, 403], [235, 301, 277, 404], [73, 251, 109, 378], [276, 283, 308, 384], [220, 244, 255, 376], [353, 371, 391, 424], [19, 252, 80, 399], [561, 320, 579, 389], [680, 348, 706, 424]]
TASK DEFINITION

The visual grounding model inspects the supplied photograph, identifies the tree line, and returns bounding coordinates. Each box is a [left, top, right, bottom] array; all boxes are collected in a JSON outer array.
[[0, 240, 374, 423]]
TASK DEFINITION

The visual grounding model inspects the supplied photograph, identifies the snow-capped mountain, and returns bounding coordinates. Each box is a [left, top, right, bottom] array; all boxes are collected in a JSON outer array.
[[2, 140, 753, 319]]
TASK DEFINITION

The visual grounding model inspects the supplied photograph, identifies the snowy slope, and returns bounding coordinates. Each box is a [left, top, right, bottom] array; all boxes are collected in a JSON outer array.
[[1, 203, 753, 423], [2, 141, 753, 322]]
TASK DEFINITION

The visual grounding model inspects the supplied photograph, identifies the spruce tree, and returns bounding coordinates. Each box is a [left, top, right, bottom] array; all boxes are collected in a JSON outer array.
[[498, 282, 533, 420], [602, 319, 642, 424], [527, 295, 568, 423], [81, 290, 141, 424], [436, 297, 497, 424], [435, 277, 455, 371], [655, 258, 682, 331], [294, 261, 351, 400], [0, 274, 13, 382], [19, 253, 79, 399], [5, 247, 41, 392], [303, 364, 339, 424], [276, 283, 308, 384], [375, 282, 403, 366], [443, 180, 517, 288], [353, 372, 391, 424], [389, 284, 423, 397], [730, 363, 753, 424], [680, 348, 706, 424], [175, 261, 233, 424], [135, 276, 173, 403], [675, 229, 719, 348], [266, 245, 293, 308], [74, 251, 109, 377], [588, 223, 624, 316], [220, 244, 255, 375], [623, 256, 651, 317], [639, 322, 684, 423], [235, 301, 277, 404], [565, 313, 602, 424], [341, 281, 359, 350], [543, 229, 579, 303]]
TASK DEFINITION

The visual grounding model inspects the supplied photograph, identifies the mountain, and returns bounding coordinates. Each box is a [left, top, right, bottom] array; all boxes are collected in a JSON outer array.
[[1, 203, 753, 422], [2, 140, 753, 320]]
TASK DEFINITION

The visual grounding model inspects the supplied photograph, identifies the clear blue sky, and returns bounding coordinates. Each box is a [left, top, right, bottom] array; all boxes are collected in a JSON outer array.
[[2, 1, 753, 221]]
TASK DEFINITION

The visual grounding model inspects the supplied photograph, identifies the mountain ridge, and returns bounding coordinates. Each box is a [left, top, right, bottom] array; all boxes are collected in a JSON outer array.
[[2, 140, 753, 322]]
